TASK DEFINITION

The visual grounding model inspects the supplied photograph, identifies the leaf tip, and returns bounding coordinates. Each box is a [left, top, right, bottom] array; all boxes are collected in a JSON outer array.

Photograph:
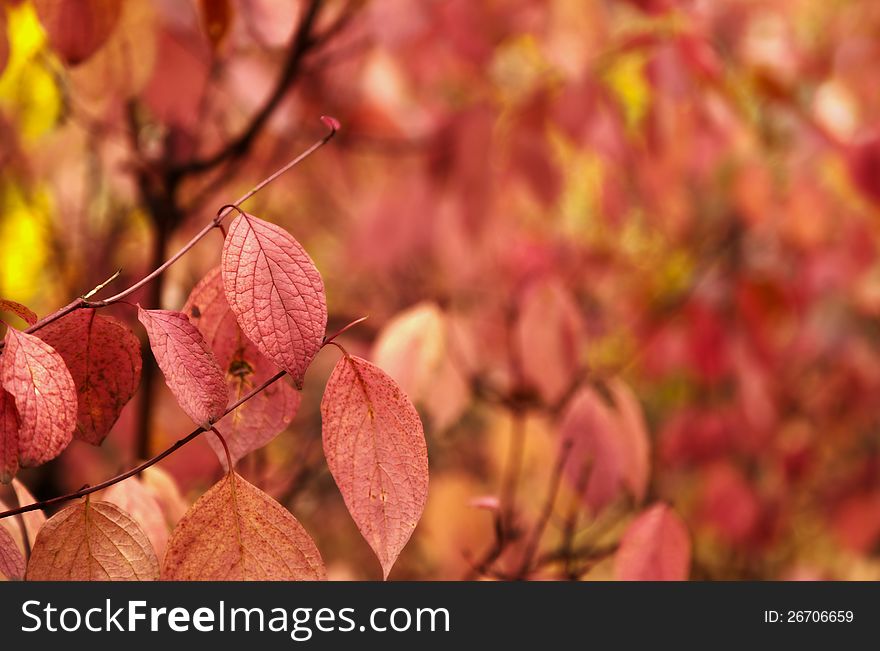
[[320, 115, 341, 133]]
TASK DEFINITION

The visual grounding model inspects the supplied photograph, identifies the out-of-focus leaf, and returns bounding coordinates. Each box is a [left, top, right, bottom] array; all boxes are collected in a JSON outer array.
[[614, 503, 691, 580], [515, 279, 585, 405], [33, 0, 122, 65], [0, 328, 77, 481], [0, 298, 36, 325], [559, 381, 650, 512], [199, 0, 233, 51]]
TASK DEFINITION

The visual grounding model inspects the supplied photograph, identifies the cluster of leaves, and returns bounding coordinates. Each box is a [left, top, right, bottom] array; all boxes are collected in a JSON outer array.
[[1, 206, 429, 581], [5, 0, 880, 582]]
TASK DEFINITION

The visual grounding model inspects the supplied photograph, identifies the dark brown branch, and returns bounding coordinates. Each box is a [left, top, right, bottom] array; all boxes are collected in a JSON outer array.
[[169, 0, 325, 178]]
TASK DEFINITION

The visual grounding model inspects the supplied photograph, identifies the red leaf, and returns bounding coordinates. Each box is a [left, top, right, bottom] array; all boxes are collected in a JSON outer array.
[[184, 267, 300, 469], [137, 307, 227, 428], [162, 471, 325, 580], [0, 524, 24, 580], [33, 0, 122, 65], [559, 382, 651, 512], [321, 355, 429, 579], [0, 328, 77, 478], [0, 298, 37, 326], [221, 212, 327, 388], [614, 504, 691, 580], [37, 310, 142, 445], [515, 279, 585, 404]]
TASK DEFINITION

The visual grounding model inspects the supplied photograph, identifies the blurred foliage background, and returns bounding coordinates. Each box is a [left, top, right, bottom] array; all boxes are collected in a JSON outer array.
[[3, 0, 880, 579]]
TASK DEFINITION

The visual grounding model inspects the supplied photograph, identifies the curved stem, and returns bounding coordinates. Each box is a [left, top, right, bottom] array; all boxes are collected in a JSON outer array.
[[0, 371, 287, 520]]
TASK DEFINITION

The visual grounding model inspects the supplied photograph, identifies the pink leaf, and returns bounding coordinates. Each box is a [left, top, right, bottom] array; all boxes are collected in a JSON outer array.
[[321, 355, 429, 579], [33, 0, 122, 65], [559, 382, 651, 513], [37, 310, 142, 445], [184, 267, 300, 469], [137, 307, 228, 428], [0, 524, 24, 580], [0, 298, 37, 326], [614, 504, 691, 580], [515, 279, 585, 405], [0, 328, 77, 477], [221, 212, 327, 388], [11, 478, 46, 550], [102, 476, 169, 560]]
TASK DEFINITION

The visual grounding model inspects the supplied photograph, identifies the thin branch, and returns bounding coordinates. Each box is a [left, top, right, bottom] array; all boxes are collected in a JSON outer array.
[[169, 0, 325, 177], [0, 119, 338, 352], [0, 371, 286, 520]]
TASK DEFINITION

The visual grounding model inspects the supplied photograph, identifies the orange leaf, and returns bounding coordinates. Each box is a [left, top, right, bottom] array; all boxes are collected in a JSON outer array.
[[26, 500, 159, 580], [221, 213, 327, 388], [321, 355, 429, 579], [162, 471, 325, 581]]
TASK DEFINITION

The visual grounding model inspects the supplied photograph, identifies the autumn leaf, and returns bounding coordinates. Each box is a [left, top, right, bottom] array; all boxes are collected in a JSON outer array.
[[37, 309, 142, 445], [0, 298, 37, 326], [0, 524, 24, 580], [515, 279, 585, 405], [33, 0, 122, 65], [614, 503, 691, 581], [0, 328, 77, 481], [0, 480, 46, 559], [184, 267, 300, 469], [559, 382, 650, 513], [321, 355, 429, 579], [199, 0, 233, 51], [371, 302, 470, 430], [101, 476, 169, 560], [162, 471, 325, 581], [221, 212, 327, 388], [26, 500, 160, 580], [138, 307, 228, 429]]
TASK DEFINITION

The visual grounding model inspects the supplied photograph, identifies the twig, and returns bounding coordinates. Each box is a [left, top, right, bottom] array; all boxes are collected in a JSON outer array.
[[0, 371, 287, 520], [0, 118, 338, 352], [512, 439, 573, 579]]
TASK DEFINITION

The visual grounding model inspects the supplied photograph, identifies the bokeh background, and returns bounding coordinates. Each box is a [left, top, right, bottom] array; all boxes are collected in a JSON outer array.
[[3, 0, 880, 580]]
